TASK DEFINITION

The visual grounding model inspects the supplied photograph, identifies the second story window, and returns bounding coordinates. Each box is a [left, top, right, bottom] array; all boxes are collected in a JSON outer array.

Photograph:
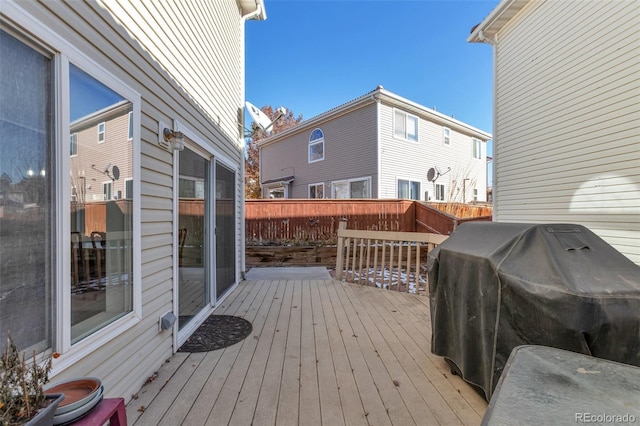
[[473, 138, 482, 159], [443, 127, 451, 145], [309, 128, 324, 163], [394, 110, 418, 141], [98, 121, 105, 143]]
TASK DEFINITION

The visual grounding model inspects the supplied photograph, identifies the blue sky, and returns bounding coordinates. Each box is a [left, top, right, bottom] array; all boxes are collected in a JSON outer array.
[[246, 0, 499, 155]]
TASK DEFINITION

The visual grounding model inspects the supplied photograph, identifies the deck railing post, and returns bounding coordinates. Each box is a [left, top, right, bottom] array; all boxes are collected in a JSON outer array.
[[336, 219, 348, 280]]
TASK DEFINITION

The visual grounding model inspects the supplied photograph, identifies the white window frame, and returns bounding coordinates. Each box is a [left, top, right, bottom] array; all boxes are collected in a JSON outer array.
[[97, 121, 105, 143], [125, 178, 133, 199], [443, 127, 451, 145], [3, 2, 143, 373], [308, 128, 325, 163], [308, 182, 324, 199], [331, 176, 371, 199], [394, 109, 419, 142], [435, 183, 445, 201], [473, 188, 478, 202], [472, 138, 482, 159], [397, 178, 421, 200]]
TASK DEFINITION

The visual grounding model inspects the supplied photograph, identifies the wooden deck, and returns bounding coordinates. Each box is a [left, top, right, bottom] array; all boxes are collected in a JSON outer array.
[[126, 279, 487, 425]]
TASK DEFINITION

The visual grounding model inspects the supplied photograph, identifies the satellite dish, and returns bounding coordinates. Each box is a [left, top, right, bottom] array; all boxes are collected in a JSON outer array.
[[427, 168, 436, 182], [245, 101, 273, 131], [112, 165, 120, 181]]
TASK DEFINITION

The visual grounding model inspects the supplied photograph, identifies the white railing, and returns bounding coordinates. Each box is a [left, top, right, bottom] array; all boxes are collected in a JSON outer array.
[[336, 221, 448, 295]]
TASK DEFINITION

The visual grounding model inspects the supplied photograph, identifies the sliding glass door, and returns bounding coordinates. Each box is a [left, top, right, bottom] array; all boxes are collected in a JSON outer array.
[[215, 162, 236, 297], [177, 147, 210, 330]]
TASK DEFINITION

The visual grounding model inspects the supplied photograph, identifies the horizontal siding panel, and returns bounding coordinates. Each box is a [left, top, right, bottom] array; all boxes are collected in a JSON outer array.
[[493, 0, 640, 263]]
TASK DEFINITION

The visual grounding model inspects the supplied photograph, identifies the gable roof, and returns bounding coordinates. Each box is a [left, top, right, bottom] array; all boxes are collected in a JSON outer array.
[[258, 86, 492, 148], [468, 0, 531, 43]]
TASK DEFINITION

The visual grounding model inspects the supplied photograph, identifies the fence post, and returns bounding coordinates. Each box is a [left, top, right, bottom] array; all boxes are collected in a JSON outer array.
[[336, 219, 347, 280]]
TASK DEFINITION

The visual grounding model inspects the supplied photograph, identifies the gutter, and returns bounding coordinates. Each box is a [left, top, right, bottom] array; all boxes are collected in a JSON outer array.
[[241, 0, 266, 21]]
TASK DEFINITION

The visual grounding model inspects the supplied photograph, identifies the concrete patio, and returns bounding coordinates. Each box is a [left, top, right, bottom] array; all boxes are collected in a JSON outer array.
[[126, 270, 487, 425]]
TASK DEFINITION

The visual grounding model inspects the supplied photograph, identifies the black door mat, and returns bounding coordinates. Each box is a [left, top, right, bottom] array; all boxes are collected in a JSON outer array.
[[178, 315, 253, 353]]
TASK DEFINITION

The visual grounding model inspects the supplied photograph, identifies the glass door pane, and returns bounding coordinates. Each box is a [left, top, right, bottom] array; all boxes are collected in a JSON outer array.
[[178, 148, 210, 330], [215, 162, 235, 298]]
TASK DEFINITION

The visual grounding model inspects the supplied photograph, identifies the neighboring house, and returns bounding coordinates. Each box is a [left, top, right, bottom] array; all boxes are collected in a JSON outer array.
[[469, 0, 640, 264], [1, 0, 265, 403], [258, 86, 492, 203]]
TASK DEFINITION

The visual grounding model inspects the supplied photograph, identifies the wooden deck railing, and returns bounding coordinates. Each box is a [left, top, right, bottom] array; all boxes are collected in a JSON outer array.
[[336, 220, 448, 295]]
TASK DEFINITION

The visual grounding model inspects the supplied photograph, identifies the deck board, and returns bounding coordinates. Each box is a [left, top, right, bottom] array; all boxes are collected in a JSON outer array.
[[128, 279, 487, 425]]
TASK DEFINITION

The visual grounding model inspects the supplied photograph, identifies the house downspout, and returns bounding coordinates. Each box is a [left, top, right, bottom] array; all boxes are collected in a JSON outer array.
[[239, 0, 265, 278]]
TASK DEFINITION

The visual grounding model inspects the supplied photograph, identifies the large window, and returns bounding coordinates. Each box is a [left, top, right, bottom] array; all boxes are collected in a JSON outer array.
[[308, 128, 324, 163], [394, 110, 418, 142], [398, 179, 420, 200], [332, 177, 370, 199], [1, 24, 139, 357], [309, 182, 324, 199]]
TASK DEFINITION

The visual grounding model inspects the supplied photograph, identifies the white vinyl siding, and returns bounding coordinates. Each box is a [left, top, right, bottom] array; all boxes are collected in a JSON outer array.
[[3, 0, 247, 403], [492, 0, 640, 263], [379, 103, 488, 203]]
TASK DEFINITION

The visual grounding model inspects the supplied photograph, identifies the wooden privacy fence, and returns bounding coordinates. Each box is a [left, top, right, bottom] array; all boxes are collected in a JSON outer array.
[[336, 220, 448, 295], [246, 199, 492, 242], [246, 199, 415, 243]]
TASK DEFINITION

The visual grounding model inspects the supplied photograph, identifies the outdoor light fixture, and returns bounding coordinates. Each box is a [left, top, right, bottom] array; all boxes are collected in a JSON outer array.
[[158, 120, 185, 152]]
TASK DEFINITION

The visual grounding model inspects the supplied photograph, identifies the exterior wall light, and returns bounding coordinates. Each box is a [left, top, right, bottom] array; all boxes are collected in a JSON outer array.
[[158, 121, 185, 152]]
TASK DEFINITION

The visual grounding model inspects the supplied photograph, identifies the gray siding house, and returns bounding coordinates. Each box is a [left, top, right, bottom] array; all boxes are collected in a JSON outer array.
[[469, 0, 640, 264], [258, 87, 491, 203], [1, 0, 264, 403]]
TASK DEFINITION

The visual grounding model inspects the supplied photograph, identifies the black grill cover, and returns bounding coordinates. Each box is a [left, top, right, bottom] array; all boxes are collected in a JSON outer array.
[[427, 222, 640, 401]]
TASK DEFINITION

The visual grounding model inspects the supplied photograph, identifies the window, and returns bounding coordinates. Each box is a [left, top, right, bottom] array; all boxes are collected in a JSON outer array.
[[103, 181, 113, 200], [435, 184, 445, 201], [308, 128, 324, 163], [443, 127, 451, 145], [397, 179, 420, 200], [309, 183, 324, 199], [128, 111, 133, 140], [473, 138, 482, 159], [331, 177, 371, 199], [97, 122, 105, 143], [70, 133, 78, 156], [394, 110, 418, 141], [1, 24, 139, 357], [473, 188, 478, 202], [125, 178, 133, 199], [268, 187, 285, 198]]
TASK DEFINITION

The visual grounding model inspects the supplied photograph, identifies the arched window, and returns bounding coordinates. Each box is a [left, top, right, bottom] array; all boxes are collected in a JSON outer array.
[[308, 128, 324, 163]]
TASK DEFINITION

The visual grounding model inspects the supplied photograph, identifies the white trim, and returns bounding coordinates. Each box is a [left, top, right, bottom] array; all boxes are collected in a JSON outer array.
[[308, 140, 325, 163], [376, 99, 381, 198], [97, 121, 105, 143]]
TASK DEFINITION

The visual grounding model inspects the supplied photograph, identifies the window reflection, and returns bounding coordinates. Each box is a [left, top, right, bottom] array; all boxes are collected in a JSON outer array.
[[69, 64, 133, 343]]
